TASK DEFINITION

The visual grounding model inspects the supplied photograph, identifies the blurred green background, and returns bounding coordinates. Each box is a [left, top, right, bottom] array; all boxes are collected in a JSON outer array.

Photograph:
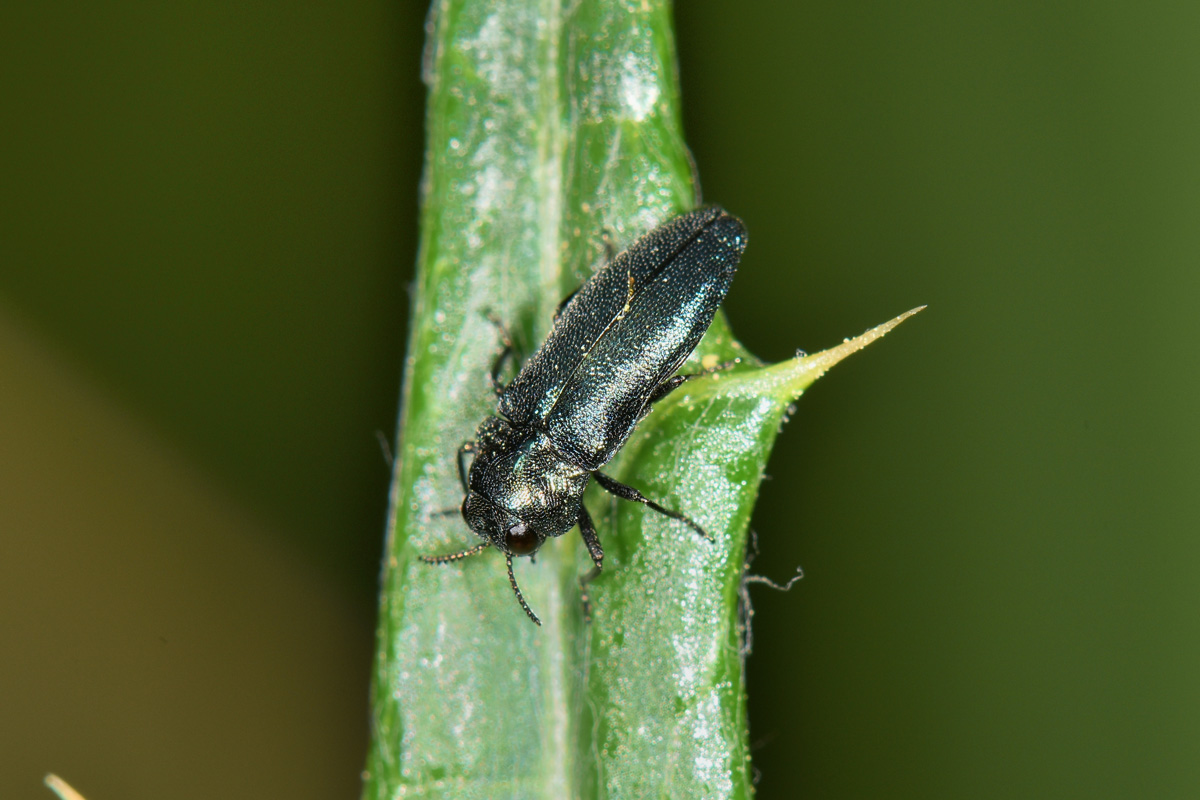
[[1, 1, 1196, 798]]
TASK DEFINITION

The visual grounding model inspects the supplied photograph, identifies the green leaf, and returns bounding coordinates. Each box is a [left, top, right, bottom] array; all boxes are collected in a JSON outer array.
[[361, 1, 920, 798], [578, 309, 922, 800]]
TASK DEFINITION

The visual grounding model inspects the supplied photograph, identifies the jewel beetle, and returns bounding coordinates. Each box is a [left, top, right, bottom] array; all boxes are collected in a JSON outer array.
[[422, 205, 748, 624]]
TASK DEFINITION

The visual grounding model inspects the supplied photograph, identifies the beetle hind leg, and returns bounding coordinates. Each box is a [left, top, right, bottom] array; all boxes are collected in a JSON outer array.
[[592, 471, 713, 542], [576, 505, 604, 570], [646, 374, 691, 406], [646, 358, 743, 409]]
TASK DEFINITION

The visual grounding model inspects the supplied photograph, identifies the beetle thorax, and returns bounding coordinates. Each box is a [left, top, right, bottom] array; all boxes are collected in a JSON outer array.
[[465, 421, 591, 550]]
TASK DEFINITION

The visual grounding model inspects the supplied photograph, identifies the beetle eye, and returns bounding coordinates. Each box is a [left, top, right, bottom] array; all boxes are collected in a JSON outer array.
[[504, 521, 539, 555]]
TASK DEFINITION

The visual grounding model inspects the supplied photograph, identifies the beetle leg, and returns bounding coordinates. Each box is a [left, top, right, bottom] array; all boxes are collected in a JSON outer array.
[[483, 311, 518, 394], [592, 471, 713, 542], [646, 359, 742, 409], [491, 349, 514, 394], [553, 287, 580, 321], [456, 441, 477, 492], [576, 504, 604, 570], [646, 374, 691, 406], [576, 505, 604, 622]]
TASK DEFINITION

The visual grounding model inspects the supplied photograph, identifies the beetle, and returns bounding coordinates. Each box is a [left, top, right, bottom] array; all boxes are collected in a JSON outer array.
[[422, 205, 748, 624]]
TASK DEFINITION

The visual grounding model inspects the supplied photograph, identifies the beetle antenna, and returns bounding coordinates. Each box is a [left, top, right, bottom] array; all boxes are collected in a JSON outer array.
[[419, 542, 489, 564], [506, 552, 541, 626]]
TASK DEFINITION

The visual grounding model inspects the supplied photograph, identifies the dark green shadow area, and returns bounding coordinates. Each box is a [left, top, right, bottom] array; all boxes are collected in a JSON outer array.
[[677, 2, 1200, 798], [0, 2, 425, 603]]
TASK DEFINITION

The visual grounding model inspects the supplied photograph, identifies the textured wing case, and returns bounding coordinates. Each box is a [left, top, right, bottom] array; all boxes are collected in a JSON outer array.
[[498, 206, 747, 470]]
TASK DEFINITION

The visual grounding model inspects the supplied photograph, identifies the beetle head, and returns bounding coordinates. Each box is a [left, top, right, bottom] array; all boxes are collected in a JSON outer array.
[[461, 491, 545, 557]]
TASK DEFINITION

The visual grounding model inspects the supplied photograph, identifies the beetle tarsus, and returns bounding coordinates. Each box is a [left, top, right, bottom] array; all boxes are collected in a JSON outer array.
[[576, 506, 604, 570]]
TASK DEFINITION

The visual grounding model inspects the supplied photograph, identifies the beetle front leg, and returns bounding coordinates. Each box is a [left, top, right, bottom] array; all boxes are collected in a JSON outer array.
[[489, 343, 515, 396], [491, 349, 514, 395], [483, 311, 519, 394], [593, 471, 713, 542], [456, 441, 477, 492]]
